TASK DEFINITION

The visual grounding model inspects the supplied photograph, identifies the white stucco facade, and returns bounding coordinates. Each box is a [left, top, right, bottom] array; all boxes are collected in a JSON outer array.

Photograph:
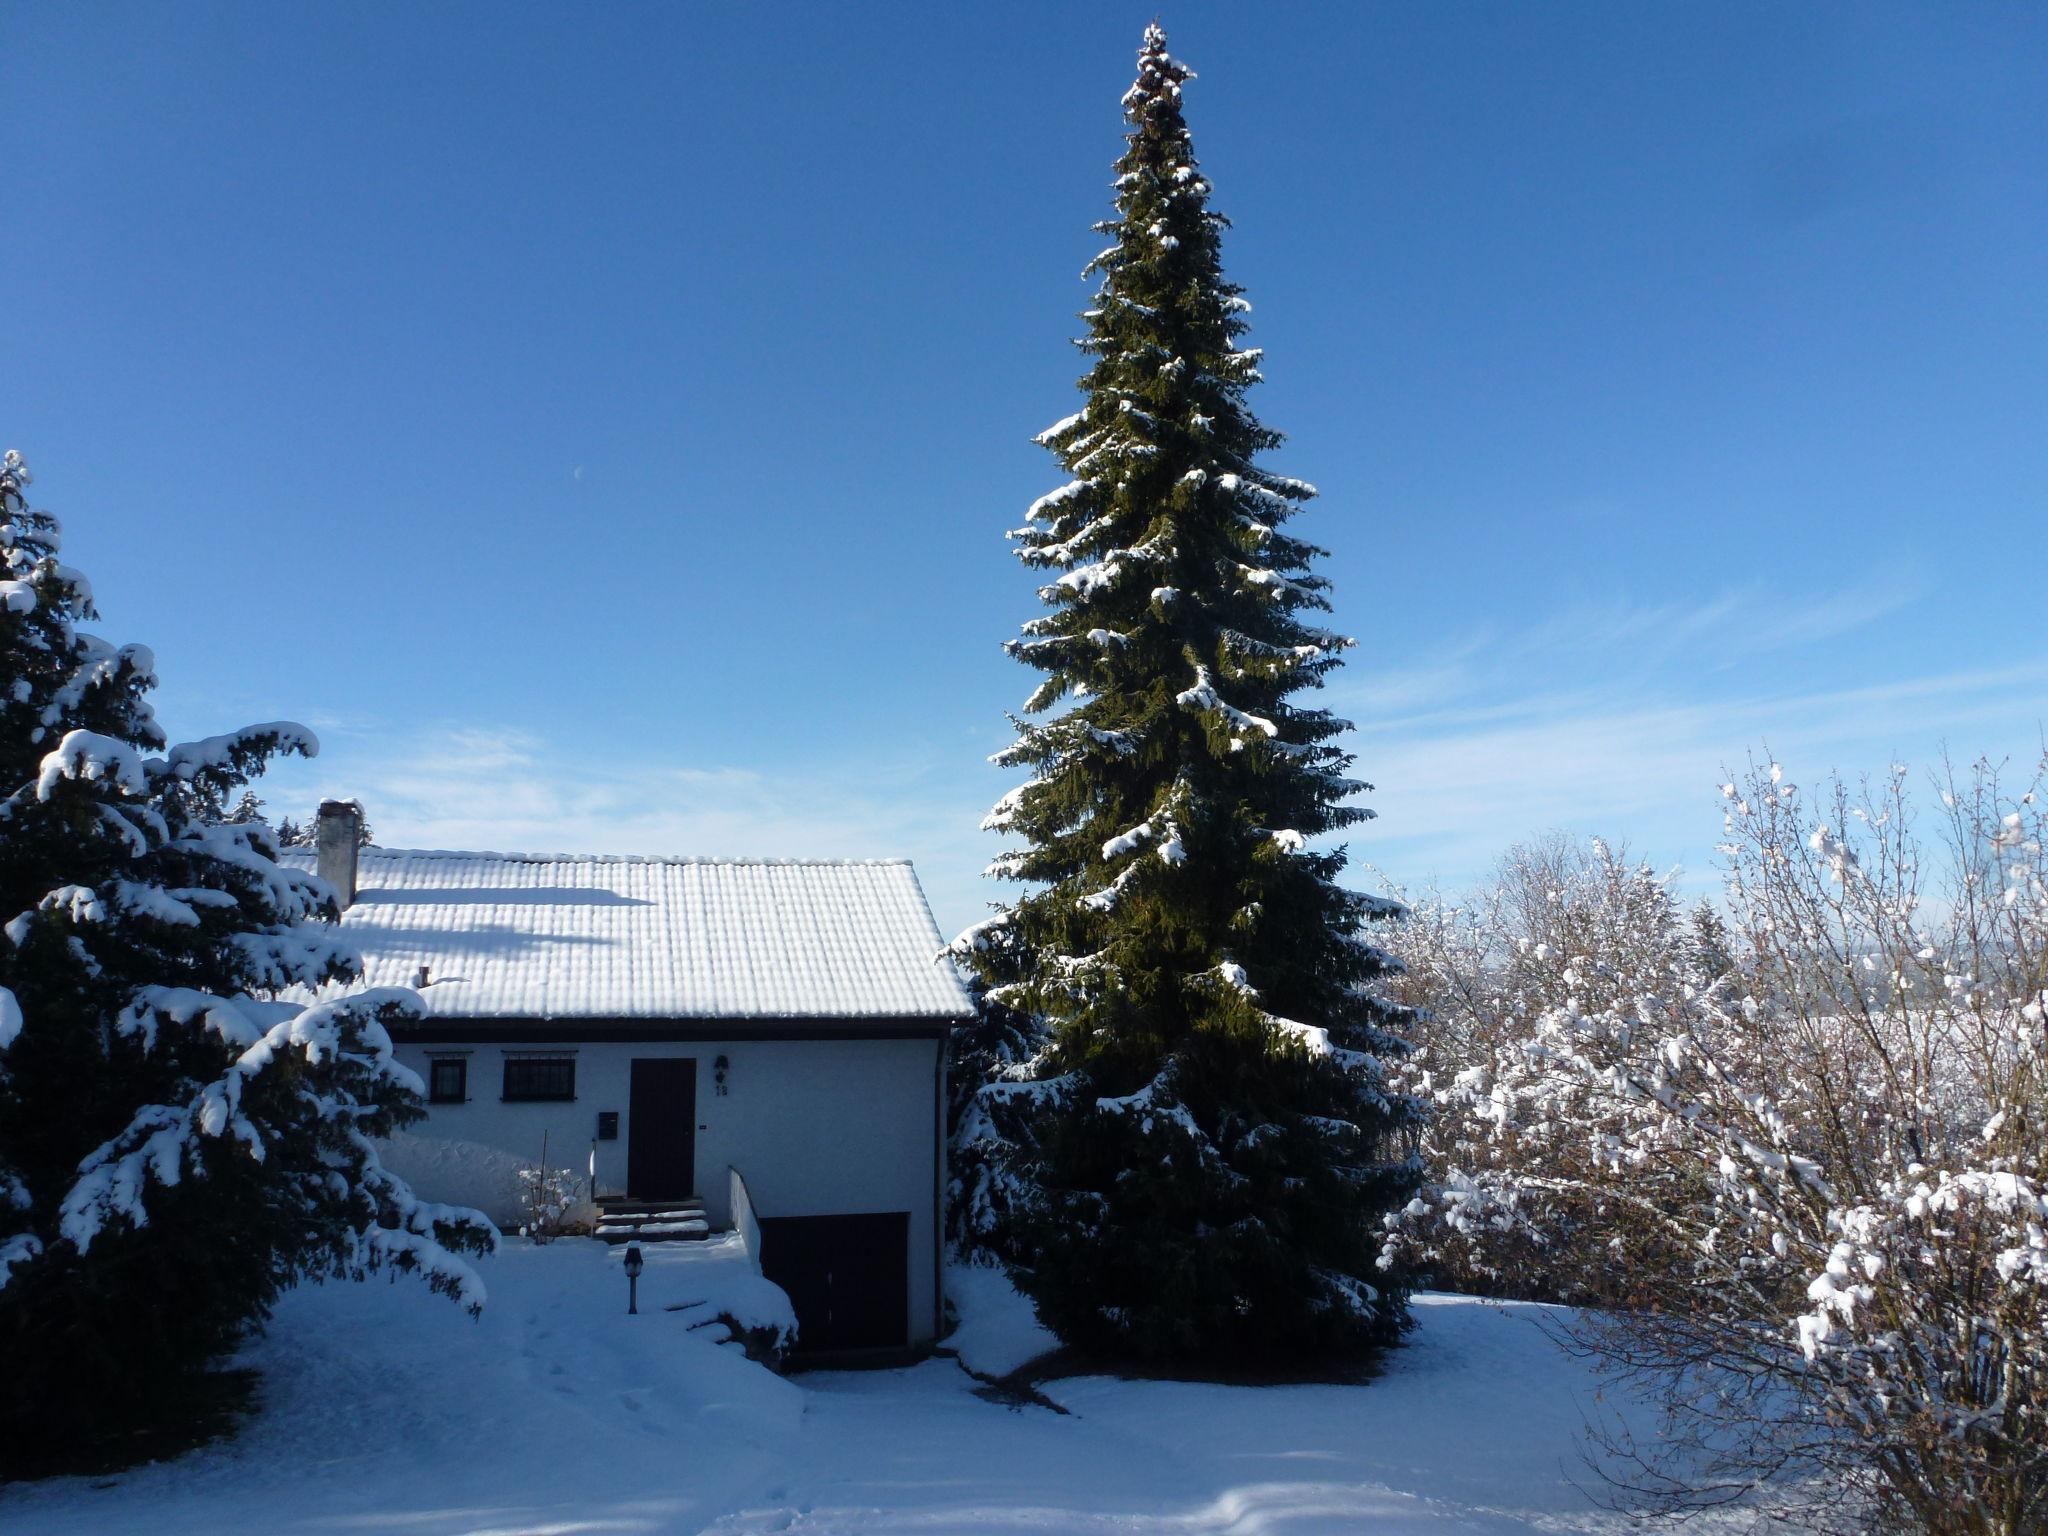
[[382, 1031, 949, 1345]]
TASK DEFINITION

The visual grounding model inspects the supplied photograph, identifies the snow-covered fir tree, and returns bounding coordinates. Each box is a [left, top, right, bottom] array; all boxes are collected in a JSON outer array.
[[173, 782, 266, 827], [953, 27, 1420, 1361], [275, 806, 372, 848], [0, 450, 493, 1459]]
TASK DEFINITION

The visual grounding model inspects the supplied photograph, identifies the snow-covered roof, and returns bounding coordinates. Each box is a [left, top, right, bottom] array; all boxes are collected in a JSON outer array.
[[280, 849, 974, 1022]]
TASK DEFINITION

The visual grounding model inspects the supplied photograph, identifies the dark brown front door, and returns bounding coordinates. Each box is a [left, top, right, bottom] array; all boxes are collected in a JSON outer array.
[[627, 1058, 696, 1198]]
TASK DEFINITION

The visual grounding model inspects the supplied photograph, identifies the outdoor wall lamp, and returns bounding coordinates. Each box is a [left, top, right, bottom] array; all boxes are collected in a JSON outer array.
[[714, 1054, 730, 1096], [623, 1243, 644, 1315]]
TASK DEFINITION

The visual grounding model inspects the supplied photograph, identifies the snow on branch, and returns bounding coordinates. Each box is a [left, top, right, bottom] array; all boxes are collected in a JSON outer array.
[[35, 730, 147, 800], [948, 912, 1015, 958], [1080, 858, 1145, 913], [115, 985, 266, 1053], [1034, 411, 1085, 447], [1176, 663, 1278, 742], [1016, 519, 1113, 568], [1096, 1069, 1203, 1141], [1238, 565, 1329, 608], [1267, 1014, 1376, 1072], [60, 988, 432, 1255], [1214, 473, 1293, 512], [1021, 479, 1094, 524], [979, 778, 1045, 834], [160, 722, 319, 785], [1052, 559, 1125, 601], [1103, 813, 1186, 868]]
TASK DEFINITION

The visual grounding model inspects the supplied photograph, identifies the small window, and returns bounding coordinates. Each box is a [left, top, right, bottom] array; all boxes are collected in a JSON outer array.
[[503, 1057, 576, 1103], [428, 1057, 467, 1104]]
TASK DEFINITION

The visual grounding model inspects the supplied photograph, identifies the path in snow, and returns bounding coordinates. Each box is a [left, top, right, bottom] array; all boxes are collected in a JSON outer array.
[[1, 1243, 1745, 1536]]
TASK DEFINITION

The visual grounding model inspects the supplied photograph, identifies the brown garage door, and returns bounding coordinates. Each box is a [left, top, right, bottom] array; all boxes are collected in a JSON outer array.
[[756, 1211, 909, 1354]]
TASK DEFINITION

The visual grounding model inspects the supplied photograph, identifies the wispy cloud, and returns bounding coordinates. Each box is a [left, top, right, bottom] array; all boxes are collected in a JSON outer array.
[[258, 725, 1004, 936], [1328, 577, 1923, 733], [1439, 573, 1921, 694], [1341, 573, 2043, 899], [249, 578, 2040, 932], [1521, 576, 1921, 661], [1357, 671, 2045, 871]]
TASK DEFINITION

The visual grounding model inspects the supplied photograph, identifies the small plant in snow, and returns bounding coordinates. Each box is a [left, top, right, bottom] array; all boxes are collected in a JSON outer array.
[[514, 1137, 585, 1243]]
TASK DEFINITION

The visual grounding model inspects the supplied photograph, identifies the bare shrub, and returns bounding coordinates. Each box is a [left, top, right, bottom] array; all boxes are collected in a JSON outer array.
[[1384, 834, 1723, 1306], [1387, 757, 2048, 1534], [514, 1135, 587, 1244]]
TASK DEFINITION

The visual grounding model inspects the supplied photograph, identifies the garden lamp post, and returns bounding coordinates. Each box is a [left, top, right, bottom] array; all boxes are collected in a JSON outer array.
[[623, 1243, 644, 1315]]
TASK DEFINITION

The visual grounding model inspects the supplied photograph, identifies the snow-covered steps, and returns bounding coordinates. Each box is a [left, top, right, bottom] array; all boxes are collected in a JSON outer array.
[[594, 1200, 713, 1245], [596, 1216, 711, 1244], [627, 1220, 710, 1239]]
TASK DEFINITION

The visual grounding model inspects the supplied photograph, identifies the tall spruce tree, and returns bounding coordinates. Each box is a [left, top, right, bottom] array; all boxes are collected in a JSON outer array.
[[954, 25, 1421, 1361], [0, 450, 493, 1462]]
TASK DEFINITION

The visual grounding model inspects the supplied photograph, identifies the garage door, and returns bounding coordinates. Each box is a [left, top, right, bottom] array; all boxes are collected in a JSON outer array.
[[756, 1211, 909, 1354]]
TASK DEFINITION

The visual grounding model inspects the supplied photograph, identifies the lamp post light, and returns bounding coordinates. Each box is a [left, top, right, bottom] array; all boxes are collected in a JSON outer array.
[[623, 1243, 644, 1315]]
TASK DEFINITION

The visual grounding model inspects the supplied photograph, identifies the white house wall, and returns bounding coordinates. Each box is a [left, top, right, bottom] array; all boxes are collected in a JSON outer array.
[[383, 1035, 946, 1345]]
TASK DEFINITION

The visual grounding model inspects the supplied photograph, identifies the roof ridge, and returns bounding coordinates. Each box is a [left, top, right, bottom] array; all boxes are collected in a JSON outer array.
[[347, 850, 915, 867]]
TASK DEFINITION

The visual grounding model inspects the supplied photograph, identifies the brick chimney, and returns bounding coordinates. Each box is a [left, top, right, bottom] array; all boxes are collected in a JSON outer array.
[[316, 799, 364, 908]]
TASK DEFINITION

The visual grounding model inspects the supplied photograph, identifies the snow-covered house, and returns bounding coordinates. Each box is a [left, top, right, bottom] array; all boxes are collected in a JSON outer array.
[[286, 802, 972, 1356]]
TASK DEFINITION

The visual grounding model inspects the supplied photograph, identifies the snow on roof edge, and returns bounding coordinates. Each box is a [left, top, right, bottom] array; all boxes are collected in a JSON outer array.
[[338, 849, 917, 868], [897, 859, 953, 957]]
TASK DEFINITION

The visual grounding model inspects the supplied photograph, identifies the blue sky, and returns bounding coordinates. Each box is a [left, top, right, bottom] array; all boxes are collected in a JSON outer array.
[[7, 2, 2045, 934]]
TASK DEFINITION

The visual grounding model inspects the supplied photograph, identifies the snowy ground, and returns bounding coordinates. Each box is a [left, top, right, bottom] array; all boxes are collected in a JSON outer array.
[[2, 1238, 1751, 1535]]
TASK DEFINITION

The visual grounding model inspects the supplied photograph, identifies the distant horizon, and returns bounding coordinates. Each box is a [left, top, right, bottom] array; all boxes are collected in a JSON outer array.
[[10, 3, 2044, 937]]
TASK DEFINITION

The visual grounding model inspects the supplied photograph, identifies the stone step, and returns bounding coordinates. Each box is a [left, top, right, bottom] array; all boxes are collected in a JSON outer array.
[[596, 1208, 703, 1227], [594, 1198, 712, 1246], [598, 1219, 711, 1245]]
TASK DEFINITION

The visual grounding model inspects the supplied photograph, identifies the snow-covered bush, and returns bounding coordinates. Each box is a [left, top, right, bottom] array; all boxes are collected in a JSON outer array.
[[514, 1148, 587, 1243], [1389, 761, 2048, 1533], [1381, 835, 1722, 1305], [0, 451, 496, 1461]]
